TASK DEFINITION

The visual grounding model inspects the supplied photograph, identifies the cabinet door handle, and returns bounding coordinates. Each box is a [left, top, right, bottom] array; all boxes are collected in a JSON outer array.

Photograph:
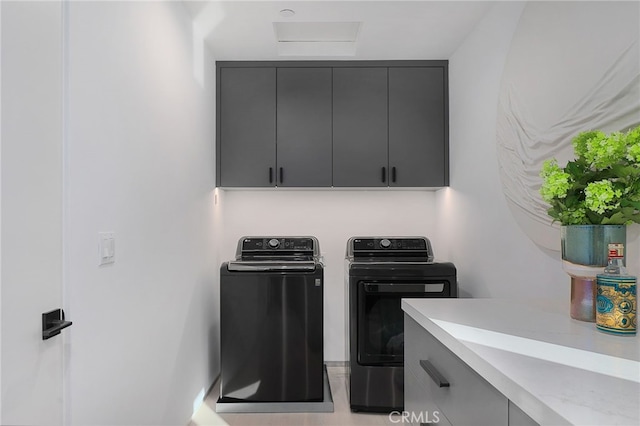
[[382, 167, 387, 183], [420, 359, 450, 388], [279, 167, 283, 184], [269, 167, 273, 184], [392, 166, 397, 183]]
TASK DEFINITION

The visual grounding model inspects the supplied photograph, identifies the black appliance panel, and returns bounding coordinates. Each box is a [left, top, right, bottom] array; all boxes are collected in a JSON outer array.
[[349, 237, 434, 262], [357, 280, 450, 365], [352, 237, 427, 251], [220, 267, 324, 402], [241, 237, 315, 252], [238, 237, 317, 261]]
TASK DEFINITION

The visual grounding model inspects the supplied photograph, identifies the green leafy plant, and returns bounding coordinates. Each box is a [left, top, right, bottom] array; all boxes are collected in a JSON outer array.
[[539, 125, 640, 225]]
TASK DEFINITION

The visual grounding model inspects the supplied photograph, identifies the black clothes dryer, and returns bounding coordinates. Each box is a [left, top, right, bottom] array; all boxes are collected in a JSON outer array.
[[346, 237, 457, 412]]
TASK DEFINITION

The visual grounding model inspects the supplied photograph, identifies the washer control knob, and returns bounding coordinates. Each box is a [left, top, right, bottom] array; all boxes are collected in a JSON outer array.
[[380, 238, 392, 248], [268, 238, 280, 248]]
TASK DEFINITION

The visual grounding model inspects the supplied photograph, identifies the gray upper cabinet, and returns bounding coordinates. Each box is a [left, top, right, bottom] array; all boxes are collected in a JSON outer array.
[[389, 67, 447, 187], [219, 67, 276, 187], [277, 68, 332, 187], [333, 68, 389, 187], [216, 61, 448, 188]]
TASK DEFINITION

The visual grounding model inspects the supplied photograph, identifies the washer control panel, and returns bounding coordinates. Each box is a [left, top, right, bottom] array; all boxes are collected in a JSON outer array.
[[241, 237, 315, 252]]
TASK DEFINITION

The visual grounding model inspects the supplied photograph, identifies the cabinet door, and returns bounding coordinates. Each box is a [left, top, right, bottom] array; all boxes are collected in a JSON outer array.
[[389, 67, 447, 187], [277, 68, 332, 187], [219, 67, 276, 187], [333, 68, 388, 187]]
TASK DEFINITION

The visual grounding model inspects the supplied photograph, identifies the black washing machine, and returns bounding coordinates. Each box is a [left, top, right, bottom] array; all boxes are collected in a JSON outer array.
[[346, 236, 457, 412], [218, 236, 333, 413]]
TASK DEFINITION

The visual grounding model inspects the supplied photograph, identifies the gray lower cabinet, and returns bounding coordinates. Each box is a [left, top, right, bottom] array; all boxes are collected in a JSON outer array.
[[389, 67, 447, 187], [404, 315, 539, 426], [333, 67, 389, 187], [219, 67, 276, 187], [509, 401, 539, 426], [277, 68, 332, 187]]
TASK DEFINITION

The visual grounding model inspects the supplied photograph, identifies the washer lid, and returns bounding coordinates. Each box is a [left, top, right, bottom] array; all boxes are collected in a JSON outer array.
[[227, 260, 318, 272]]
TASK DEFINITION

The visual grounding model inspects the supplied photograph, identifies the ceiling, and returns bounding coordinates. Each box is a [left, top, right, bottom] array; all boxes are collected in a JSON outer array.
[[182, 1, 494, 60]]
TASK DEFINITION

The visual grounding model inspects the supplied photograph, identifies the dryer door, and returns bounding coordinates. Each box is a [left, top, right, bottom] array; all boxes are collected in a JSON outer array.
[[356, 281, 447, 365]]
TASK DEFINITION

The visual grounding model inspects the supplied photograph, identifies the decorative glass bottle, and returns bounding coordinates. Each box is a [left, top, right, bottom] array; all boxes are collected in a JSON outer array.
[[596, 244, 637, 335]]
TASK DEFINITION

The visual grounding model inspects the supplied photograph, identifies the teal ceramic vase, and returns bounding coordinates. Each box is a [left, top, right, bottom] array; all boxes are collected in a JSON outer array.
[[561, 225, 627, 322]]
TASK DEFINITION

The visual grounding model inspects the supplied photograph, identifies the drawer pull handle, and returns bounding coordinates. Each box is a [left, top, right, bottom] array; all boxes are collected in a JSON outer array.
[[420, 359, 450, 388]]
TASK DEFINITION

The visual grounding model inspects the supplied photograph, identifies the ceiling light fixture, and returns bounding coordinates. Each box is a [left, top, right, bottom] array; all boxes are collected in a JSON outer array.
[[279, 9, 295, 18], [273, 22, 361, 56]]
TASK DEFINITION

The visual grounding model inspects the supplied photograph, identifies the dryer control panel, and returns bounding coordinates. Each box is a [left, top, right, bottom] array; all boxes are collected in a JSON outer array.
[[348, 237, 434, 262], [352, 238, 427, 251]]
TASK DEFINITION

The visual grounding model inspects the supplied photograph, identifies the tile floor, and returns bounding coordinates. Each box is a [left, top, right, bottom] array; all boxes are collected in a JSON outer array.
[[189, 366, 397, 426]]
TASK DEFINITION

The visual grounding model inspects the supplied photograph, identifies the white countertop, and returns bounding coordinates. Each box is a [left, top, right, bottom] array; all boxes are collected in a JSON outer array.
[[402, 298, 640, 426]]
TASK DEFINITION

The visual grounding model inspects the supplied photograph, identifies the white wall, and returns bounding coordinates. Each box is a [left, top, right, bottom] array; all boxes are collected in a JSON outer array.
[[1, 3, 4, 422], [438, 1, 640, 300], [64, 2, 217, 425], [437, 2, 568, 299], [223, 1, 630, 362], [221, 1, 640, 362], [220, 189, 437, 361]]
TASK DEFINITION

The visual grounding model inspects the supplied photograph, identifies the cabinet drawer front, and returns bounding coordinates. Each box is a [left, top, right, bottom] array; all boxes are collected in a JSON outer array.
[[405, 370, 453, 426], [405, 315, 508, 426], [509, 400, 539, 426]]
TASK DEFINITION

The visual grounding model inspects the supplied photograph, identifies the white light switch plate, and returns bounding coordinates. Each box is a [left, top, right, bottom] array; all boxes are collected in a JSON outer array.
[[98, 232, 115, 265]]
